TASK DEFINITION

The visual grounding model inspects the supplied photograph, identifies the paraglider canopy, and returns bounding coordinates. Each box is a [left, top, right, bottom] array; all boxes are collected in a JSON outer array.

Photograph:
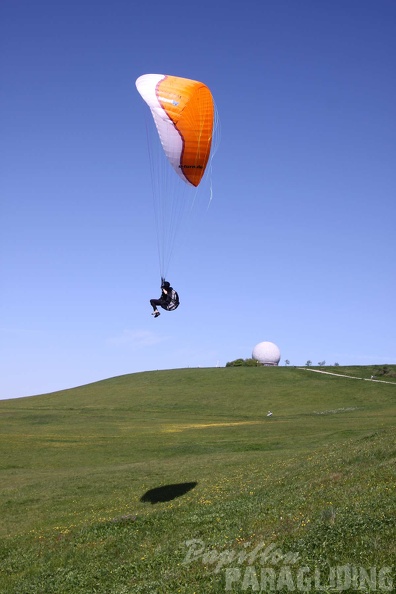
[[136, 74, 215, 187], [136, 73, 219, 280]]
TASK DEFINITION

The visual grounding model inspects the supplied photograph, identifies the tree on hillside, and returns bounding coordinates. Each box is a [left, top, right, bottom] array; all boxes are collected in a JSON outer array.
[[284, 359, 290, 366], [306, 360, 312, 367]]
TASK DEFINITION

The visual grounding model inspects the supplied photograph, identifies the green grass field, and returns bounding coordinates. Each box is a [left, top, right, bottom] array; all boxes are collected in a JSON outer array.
[[0, 366, 395, 593]]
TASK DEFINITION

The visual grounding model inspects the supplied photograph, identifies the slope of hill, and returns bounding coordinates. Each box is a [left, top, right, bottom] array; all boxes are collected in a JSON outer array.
[[0, 367, 395, 593]]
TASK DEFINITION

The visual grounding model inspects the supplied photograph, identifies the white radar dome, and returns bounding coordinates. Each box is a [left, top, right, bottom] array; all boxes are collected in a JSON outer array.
[[252, 341, 281, 366]]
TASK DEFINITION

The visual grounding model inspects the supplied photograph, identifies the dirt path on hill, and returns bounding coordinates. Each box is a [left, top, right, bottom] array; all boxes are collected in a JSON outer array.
[[297, 367, 396, 385]]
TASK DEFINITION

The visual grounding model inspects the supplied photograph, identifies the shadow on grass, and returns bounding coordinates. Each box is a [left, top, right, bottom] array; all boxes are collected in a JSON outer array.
[[140, 482, 198, 504]]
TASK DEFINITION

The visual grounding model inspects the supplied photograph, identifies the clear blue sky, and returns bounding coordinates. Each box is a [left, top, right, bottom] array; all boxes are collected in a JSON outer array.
[[1, 0, 395, 399]]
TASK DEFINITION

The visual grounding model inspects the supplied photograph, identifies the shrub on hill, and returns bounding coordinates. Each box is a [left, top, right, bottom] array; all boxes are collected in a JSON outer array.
[[373, 364, 396, 378], [226, 358, 258, 367]]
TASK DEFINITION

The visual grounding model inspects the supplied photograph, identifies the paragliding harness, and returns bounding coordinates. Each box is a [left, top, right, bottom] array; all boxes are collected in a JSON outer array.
[[161, 278, 180, 311], [164, 288, 179, 311]]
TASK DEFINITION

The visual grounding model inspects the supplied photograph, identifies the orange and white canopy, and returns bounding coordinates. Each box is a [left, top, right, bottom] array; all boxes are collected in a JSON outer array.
[[136, 74, 214, 187]]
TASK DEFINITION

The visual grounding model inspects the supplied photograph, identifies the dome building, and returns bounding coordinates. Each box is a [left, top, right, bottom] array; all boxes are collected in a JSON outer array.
[[252, 341, 281, 366]]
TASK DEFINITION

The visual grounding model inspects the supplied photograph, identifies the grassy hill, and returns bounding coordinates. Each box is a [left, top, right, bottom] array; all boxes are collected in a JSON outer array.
[[0, 366, 395, 593]]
